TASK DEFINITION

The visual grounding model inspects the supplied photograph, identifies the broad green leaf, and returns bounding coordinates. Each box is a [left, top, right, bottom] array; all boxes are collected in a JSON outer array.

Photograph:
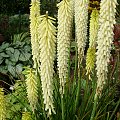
[[15, 64, 23, 74], [19, 52, 31, 61], [0, 55, 4, 64], [0, 55, 3, 60], [24, 45, 31, 52], [0, 42, 9, 50], [8, 64, 16, 77], [0, 65, 7, 73], [0, 52, 9, 57], [5, 59, 16, 65], [6, 47, 14, 53], [10, 49, 20, 62], [0, 58, 4, 64]]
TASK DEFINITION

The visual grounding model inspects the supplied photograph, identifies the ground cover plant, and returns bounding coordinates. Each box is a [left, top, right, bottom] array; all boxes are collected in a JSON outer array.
[[0, 0, 120, 120]]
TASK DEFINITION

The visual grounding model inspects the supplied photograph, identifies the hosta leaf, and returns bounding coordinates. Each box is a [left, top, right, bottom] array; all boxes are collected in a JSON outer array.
[[0, 42, 9, 50], [5, 59, 16, 65], [16, 64, 23, 74], [0, 55, 4, 64], [0, 65, 7, 73], [10, 49, 20, 62], [8, 64, 16, 77], [19, 52, 31, 61], [0, 55, 3, 60], [0, 58, 4, 64], [23, 45, 31, 52], [6, 47, 14, 54], [0, 52, 9, 57]]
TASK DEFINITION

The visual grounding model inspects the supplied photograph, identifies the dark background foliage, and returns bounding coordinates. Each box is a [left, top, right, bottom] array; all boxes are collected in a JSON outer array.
[[0, 0, 58, 15]]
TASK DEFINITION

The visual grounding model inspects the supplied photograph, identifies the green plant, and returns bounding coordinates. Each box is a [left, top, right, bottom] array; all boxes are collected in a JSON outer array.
[[8, 14, 29, 35], [0, 34, 32, 78], [1, 0, 120, 120], [5, 80, 30, 120]]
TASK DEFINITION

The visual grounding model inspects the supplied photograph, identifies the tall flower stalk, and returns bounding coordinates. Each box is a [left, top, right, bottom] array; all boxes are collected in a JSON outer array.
[[74, 0, 88, 66], [23, 67, 38, 113], [30, 0, 40, 68], [0, 88, 6, 120], [90, 0, 117, 120], [38, 13, 56, 116], [57, 0, 73, 95], [74, 0, 88, 111], [86, 9, 99, 76], [95, 0, 117, 97]]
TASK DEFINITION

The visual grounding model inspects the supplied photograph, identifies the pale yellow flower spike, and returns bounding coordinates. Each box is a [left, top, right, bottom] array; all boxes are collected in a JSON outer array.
[[96, 0, 117, 97], [22, 112, 32, 120], [75, 0, 89, 65], [86, 9, 99, 76], [0, 88, 6, 120], [30, 0, 40, 68], [38, 13, 56, 116], [25, 67, 38, 113], [57, 0, 73, 95]]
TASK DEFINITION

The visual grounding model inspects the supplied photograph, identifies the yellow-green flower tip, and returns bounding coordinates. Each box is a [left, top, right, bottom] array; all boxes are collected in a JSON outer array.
[[22, 112, 32, 120], [86, 9, 99, 76], [0, 88, 6, 120], [86, 47, 96, 75], [89, 9, 99, 48]]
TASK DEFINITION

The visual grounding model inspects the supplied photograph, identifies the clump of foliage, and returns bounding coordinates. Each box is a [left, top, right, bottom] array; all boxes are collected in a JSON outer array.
[[9, 14, 30, 34], [5, 80, 30, 120], [0, 33, 32, 78]]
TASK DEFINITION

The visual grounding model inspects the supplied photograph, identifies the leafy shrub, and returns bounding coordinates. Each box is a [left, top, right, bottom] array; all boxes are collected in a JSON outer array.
[[0, 34, 32, 78]]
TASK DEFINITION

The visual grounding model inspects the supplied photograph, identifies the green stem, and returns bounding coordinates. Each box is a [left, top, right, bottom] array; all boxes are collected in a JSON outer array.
[[109, 99, 120, 120], [90, 94, 98, 120], [75, 66, 81, 111], [73, 45, 78, 84], [61, 95, 65, 120]]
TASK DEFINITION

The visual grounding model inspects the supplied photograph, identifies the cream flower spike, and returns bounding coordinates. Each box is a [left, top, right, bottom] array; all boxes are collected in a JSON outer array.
[[23, 67, 38, 113], [30, 0, 40, 68], [96, 0, 117, 96], [75, 0, 88, 65], [86, 9, 99, 76], [38, 12, 56, 116], [0, 88, 6, 120], [22, 112, 32, 120], [57, 0, 73, 95]]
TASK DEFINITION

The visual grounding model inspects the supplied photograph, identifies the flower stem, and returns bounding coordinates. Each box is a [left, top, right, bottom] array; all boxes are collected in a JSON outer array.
[[90, 94, 98, 120], [61, 95, 65, 120], [75, 65, 81, 111]]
